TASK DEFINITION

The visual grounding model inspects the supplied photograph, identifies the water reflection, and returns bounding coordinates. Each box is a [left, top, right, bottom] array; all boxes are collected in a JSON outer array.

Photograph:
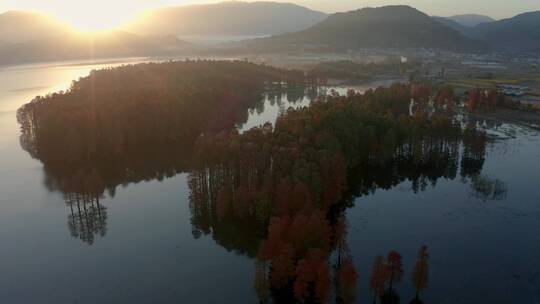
[[48, 168, 109, 244], [24, 82, 323, 247], [239, 84, 329, 132], [65, 193, 107, 245], [17, 82, 509, 302], [469, 175, 508, 202], [187, 130, 489, 303], [186, 84, 499, 303]]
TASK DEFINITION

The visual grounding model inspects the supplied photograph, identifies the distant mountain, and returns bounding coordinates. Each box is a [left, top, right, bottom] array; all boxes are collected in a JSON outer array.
[[0, 11, 70, 43], [432, 16, 475, 37], [436, 11, 540, 53], [447, 14, 495, 27], [0, 31, 197, 66], [239, 6, 487, 52], [2, 3, 539, 65], [471, 11, 540, 52], [125, 1, 327, 38]]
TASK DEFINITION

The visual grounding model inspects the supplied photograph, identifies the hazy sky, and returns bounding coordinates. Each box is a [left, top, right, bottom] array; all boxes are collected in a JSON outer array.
[[1, 0, 540, 30]]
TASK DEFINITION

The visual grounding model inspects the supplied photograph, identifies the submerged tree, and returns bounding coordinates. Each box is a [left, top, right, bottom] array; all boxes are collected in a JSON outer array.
[[467, 88, 502, 112], [21, 62, 490, 301], [385, 250, 404, 303], [337, 258, 359, 304], [255, 260, 270, 304], [370, 255, 387, 304], [411, 246, 429, 303], [188, 83, 487, 303]]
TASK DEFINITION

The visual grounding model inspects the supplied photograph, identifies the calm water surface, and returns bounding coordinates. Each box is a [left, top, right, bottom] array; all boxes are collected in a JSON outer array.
[[0, 60, 539, 304]]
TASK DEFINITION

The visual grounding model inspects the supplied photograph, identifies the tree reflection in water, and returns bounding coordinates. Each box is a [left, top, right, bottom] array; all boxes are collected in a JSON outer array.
[[17, 61, 312, 246], [469, 174, 508, 201], [16, 61, 510, 303], [65, 193, 107, 245], [188, 84, 499, 303]]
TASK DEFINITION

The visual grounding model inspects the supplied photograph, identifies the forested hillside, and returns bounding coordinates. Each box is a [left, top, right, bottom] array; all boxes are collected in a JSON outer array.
[[240, 6, 487, 52]]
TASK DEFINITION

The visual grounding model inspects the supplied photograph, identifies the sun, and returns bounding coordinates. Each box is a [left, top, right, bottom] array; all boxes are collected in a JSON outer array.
[[48, 1, 150, 33], [59, 10, 135, 33], [64, 17, 126, 33]]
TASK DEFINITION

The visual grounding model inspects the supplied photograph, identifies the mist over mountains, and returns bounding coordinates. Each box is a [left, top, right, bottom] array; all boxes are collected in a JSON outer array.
[[446, 14, 495, 27], [1, 1, 540, 66], [0, 11, 71, 43], [125, 1, 327, 37], [0, 1, 327, 65], [0, 31, 197, 66]]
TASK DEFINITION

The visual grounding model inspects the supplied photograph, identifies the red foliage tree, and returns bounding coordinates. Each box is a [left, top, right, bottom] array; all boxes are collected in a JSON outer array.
[[289, 212, 331, 257], [468, 89, 479, 112], [411, 246, 429, 302], [411, 84, 432, 103], [257, 216, 291, 261], [293, 259, 312, 301], [315, 260, 331, 303], [334, 216, 348, 267], [338, 259, 359, 304], [436, 86, 454, 113], [292, 182, 314, 213], [385, 250, 404, 300], [270, 242, 295, 288], [370, 255, 386, 304], [487, 90, 498, 110], [293, 249, 329, 303]]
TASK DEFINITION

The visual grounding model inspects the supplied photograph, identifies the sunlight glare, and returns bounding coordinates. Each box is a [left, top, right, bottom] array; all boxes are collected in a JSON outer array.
[[48, 0, 152, 32]]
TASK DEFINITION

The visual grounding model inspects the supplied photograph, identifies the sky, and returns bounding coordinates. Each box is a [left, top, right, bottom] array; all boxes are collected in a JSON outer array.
[[1, 0, 540, 31]]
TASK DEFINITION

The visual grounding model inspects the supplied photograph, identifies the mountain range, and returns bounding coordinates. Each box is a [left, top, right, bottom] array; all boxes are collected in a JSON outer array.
[[125, 1, 327, 38], [445, 14, 494, 27], [237, 5, 540, 54], [0, 31, 197, 66], [435, 11, 540, 52], [238, 6, 488, 52], [1, 2, 540, 66], [0, 11, 70, 43], [472, 11, 540, 52]]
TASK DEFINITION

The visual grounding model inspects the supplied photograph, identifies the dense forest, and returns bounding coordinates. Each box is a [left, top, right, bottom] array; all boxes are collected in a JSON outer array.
[[189, 83, 489, 303], [16, 60, 309, 164], [18, 61, 494, 301], [17, 60, 310, 194]]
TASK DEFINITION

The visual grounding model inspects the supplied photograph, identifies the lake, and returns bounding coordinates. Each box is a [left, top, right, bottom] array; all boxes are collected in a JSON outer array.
[[0, 60, 539, 304]]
